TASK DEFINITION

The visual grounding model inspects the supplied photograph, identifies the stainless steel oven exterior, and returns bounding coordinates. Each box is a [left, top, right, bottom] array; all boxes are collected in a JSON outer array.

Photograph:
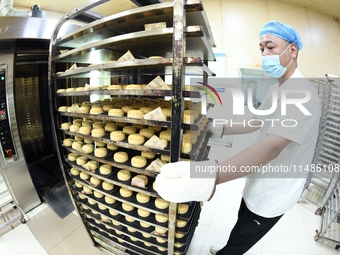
[[0, 16, 79, 213]]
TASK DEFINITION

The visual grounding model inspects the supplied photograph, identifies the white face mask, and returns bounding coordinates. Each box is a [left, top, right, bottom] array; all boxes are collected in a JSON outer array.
[[262, 44, 292, 78]]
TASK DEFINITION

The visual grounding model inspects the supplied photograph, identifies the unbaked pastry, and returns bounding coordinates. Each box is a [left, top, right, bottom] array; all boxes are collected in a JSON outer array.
[[182, 133, 198, 144], [104, 123, 118, 132], [127, 109, 144, 118], [94, 190, 104, 198], [103, 104, 113, 112], [107, 85, 122, 90], [99, 164, 112, 175], [72, 141, 83, 151], [81, 120, 93, 128], [128, 134, 145, 145], [113, 151, 128, 163], [76, 156, 87, 165], [90, 176, 101, 186], [91, 128, 105, 138], [136, 193, 150, 204], [137, 208, 151, 218], [139, 128, 154, 139], [79, 126, 91, 135], [122, 126, 137, 135], [105, 196, 116, 204], [63, 138, 73, 147], [176, 219, 187, 228], [155, 213, 168, 223], [181, 142, 192, 154], [69, 124, 80, 133], [107, 144, 119, 151], [119, 187, 133, 198], [108, 108, 124, 117], [154, 198, 170, 209], [159, 130, 171, 141], [109, 209, 119, 216], [90, 107, 104, 114], [122, 106, 135, 114], [80, 171, 90, 180], [140, 221, 151, 228], [154, 226, 167, 234], [68, 153, 78, 161], [70, 167, 80, 176], [85, 160, 98, 172], [94, 148, 108, 158], [141, 151, 155, 159], [117, 169, 131, 181], [125, 216, 135, 223], [122, 203, 134, 212], [110, 131, 126, 142], [183, 113, 194, 124], [177, 203, 189, 214], [78, 106, 90, 114], [61, 122, 71, 130], [131, 156, 147, 168], [92, 122, 104, 129], [82, 144, 94, 154], [148, 125, 162, 133], [102, 181, 114, 191]]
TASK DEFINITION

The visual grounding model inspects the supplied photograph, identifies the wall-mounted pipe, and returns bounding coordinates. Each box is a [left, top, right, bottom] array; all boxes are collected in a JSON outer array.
[[0, 0, 45, 17]]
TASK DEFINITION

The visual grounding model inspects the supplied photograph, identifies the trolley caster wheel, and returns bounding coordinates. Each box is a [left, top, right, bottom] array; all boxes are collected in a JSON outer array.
[[314, 235, 321, 242], [336, 245, 340, 250], [21, 218, 26, 224], [315, 208, 323, 216], [13, 205, 17, 209]]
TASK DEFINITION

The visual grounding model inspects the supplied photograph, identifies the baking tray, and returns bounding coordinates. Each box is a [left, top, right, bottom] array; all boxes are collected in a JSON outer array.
[[62, 129, 169, 156], [67, 160, 158, 197], [64, 147, 158, 177], [92, 228, 164, 255], [91, 231, 131, 255], [71, 176, 196, 222], [59, 111, 171, 128], [55, 58, 214, 82], [84, 210, 170, 248], [58, 103, 213, 131], [61, 117, 212, 159], [85, 208, 199, 254], [79, 194, 201, 254]]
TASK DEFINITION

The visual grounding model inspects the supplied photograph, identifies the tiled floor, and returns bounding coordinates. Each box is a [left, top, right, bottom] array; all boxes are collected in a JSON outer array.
[[1, 113, 340, 254], [1, 182, 340, 255]]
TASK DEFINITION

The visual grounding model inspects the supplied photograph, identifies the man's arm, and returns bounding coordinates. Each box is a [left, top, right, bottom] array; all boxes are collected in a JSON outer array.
[[216, 134, 291, 184], [222, 115, 262, 135]]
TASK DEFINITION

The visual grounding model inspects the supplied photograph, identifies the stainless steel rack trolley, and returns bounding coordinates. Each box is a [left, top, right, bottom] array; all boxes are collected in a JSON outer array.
[[48, 0, 216, 254], [300, 77, 335, 209], [312, 75, 340, 248]]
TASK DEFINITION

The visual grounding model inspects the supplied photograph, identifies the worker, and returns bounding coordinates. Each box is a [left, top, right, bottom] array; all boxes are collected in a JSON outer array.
[[156, 20, 321, 255]]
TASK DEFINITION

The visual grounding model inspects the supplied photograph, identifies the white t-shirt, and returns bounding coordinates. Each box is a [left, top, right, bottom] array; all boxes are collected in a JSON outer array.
[[243, 68, 321, 218]]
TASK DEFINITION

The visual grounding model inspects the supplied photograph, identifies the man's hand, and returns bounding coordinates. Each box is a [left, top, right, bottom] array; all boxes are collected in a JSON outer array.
[[155, 160, 218, 203]]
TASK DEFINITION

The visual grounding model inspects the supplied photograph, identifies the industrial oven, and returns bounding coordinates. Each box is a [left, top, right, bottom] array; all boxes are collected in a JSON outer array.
[[0, 16, 79, 213]]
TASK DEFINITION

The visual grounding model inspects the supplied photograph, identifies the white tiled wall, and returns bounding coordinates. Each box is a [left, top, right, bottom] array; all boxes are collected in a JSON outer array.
[[203, 0, 340, 78]]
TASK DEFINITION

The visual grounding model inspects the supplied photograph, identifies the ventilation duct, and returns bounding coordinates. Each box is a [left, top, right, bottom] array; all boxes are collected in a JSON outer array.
[[0, 0, 45, 17]]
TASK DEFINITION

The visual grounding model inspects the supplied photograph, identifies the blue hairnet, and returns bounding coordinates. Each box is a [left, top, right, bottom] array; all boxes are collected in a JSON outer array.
[[259, 20, 303, 50]]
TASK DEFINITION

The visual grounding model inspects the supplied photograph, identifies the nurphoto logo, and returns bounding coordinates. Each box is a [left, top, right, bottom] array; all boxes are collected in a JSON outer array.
[[197, 81, 312, 128]]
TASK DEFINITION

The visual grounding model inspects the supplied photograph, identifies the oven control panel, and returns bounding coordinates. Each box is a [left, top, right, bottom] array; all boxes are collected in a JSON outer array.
[[0, 66, 17, 164]]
